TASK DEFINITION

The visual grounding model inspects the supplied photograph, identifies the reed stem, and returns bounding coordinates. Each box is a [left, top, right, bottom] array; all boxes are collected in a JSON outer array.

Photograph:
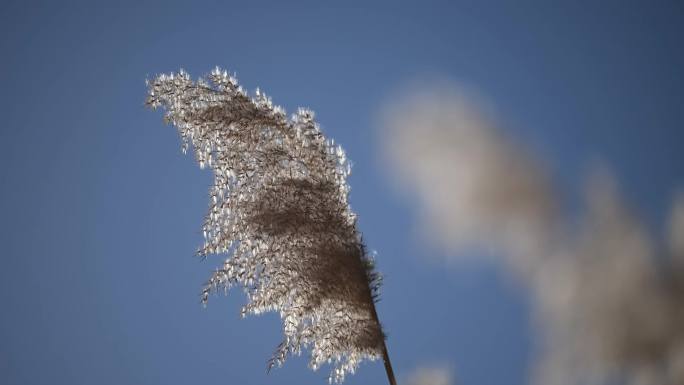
[[380, 340, 397, 385], [369, 300, 396, 385]]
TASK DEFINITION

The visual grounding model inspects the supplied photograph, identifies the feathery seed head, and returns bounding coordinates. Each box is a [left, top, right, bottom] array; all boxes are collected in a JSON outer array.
[[146, 68, 385, 383]]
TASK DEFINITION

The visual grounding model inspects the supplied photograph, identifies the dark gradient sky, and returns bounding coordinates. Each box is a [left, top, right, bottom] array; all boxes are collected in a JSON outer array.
[[1, 1, 682, 385]]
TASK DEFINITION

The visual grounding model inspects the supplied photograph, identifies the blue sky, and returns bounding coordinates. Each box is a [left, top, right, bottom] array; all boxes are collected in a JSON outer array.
[[1, 1, 683, 385]]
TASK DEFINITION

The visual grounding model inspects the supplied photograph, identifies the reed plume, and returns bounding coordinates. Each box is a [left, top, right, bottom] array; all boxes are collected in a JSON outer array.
[[145, 68, 394, 384]]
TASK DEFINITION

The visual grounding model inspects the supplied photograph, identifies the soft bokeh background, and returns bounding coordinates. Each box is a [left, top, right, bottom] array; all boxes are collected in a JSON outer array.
[[1, 1, 683, 385]]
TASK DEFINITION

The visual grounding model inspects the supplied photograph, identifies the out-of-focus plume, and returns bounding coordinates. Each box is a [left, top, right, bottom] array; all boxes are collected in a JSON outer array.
[[146, 68, 391, 383], [533, 172, 684, 385], [669, 193, 684, 262], [379, 84, 555, 273], [379, 83, 684, 385], [403, 365, 454, 385]]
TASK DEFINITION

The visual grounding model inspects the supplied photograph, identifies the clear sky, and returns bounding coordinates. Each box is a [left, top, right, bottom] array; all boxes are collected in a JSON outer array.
[[1, 1, 683, 385]]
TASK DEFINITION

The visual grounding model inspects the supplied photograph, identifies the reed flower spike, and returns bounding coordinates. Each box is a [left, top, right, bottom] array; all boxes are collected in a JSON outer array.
[[145, 68, 395, 384]]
